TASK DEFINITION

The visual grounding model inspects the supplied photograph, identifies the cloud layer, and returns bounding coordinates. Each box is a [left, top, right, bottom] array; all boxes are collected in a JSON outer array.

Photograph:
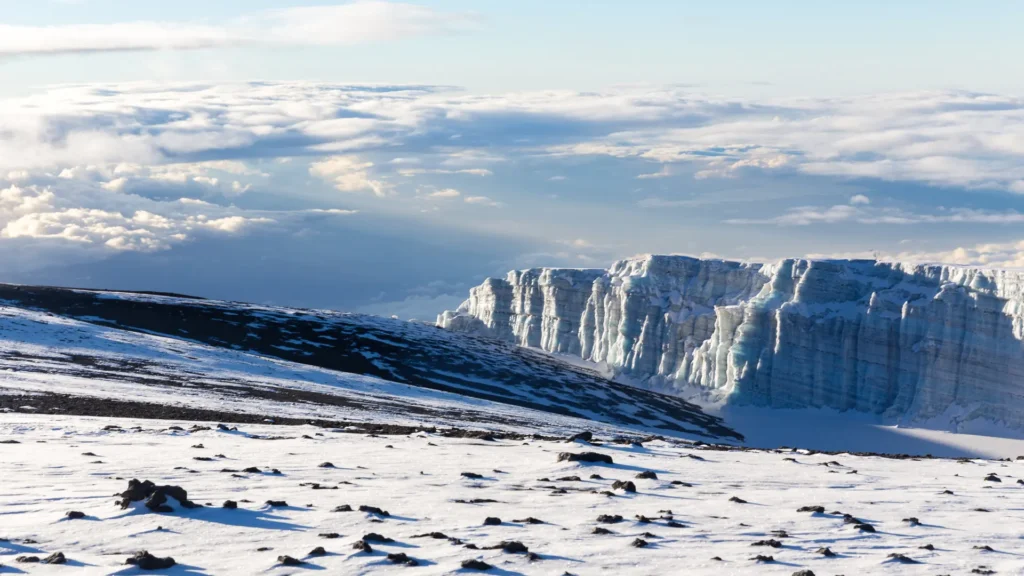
[[0, 2, 474, 56]]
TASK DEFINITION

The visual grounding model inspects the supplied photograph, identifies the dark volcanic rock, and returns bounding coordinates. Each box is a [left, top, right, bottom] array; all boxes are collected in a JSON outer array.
[[592, 527, 614, 534], [729, 496, 748, 504], [558, 452, 613, 464], [568, 431, 593, 442], [487, 541, 528, 554], [352, 540, 373, 553], [886, 553, 919, 564], [41, 552, 67, 565], [117, 479, 199, 512], [387, 552, 418, 566], [308, 546, 327, 556], [359, 505, 390, 516], [483, 517, 502, 526], [265, 500, 288, 507], [461, 559, 493, 570], [596, 514, 624, 524], [631, 538, 649, 548], [125, 551, 176, 570], [752, 539, 782, 548], [635, 471, 658, 480], [16, 556, 40, 563], [461, 472, 485, 479], [514, 517, 544, 524], [319, 533, 340, 539], [362, 533, 395, 543], [66, 510, 86, 519], [612, 480, 636, 493], [222, 500, 237, 509], [277, 555, 304, 566], [797, 505, 825, 513], [816, 547, 837, 557], [333, 504, 353, 512]]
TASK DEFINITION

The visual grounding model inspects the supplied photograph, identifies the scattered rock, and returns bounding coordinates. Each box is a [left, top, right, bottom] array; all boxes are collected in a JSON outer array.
[[359, 505, 390, 516], [557, 452, 613, 464], [903, 517, 920, 526], [125, 551, 176, 570], [568, 431, 593, 442], [277, 555, 304, 566], [319, 533, 340, 539], [265, 500, 288, 507], [362, 533, 395, 543], [461, 559, 492, 570], [308, 547, 327, 556], [66, 510, 86, 519], [514, 517, 544, 524], [117, 479, 199, 512], [387, 553, 418, 566], [242, 467, 261, 474], [16, 556, 40, 563], [597, 514, 624, 524], [816, 547, 836, 557], [483, 517, 502, 526], [635, 471, 657, 480], [485, 541, 528, 554], [854, 523, 876, 533], [41, 552, 67, 565], [352, 540, 372, 553], [984, 474, 1001, 482], [412, 532, 449, 539], [752, 539, 782, 548], [729, 496, 748, 504], [886, 553, 919, 564], [592, 527, 614, 534], [792, 571, 816, 576], [974, 545, 995, 551], [333, 504, 352, 512], [319, 462, 336, 468], [797, 505, 825, 513], [461, 472, 485, 479], [919, 544, 935, 550], [612, 480, 637, 493], [631, 538, 648, 548], [752, 555, 774, 562]]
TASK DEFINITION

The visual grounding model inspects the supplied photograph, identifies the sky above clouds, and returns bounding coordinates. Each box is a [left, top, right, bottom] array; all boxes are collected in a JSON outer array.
[[1, 1, 1023, 319]]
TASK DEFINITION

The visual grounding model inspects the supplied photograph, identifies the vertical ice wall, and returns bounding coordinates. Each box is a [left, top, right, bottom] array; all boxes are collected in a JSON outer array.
[[439, 255, 1024, 428]]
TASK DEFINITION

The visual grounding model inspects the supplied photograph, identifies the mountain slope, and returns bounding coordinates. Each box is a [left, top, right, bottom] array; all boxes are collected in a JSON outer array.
[[0, 283, 739, 439]]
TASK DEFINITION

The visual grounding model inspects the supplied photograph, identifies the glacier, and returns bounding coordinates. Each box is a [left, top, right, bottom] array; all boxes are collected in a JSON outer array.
[[439, 255, 1024, 430]]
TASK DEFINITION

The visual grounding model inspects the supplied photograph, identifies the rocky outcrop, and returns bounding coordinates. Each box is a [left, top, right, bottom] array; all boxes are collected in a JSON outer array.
[[440, 255, 1024, 429]]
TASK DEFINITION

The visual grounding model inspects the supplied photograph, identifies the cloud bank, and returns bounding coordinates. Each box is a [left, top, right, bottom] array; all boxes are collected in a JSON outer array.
[[0, 2, 475, 56]]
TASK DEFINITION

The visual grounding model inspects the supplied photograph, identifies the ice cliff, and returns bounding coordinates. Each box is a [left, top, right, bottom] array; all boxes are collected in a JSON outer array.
[[439, 255, 1024, 429]]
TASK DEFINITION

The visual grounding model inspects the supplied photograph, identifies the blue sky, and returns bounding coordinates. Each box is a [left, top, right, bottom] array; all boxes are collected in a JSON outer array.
[[0, 1, 1023, 318]]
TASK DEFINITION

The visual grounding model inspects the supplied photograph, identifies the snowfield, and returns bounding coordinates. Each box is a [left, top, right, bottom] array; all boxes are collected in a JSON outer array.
[[4, 414, 1024, 575]]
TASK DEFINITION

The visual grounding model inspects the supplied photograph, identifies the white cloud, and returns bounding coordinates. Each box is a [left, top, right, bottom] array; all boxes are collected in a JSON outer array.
[[0, 2, 475, 56], [426, 188, 461, 199], [850, 194, 871, 205], [398, 168, 493, 177], [728, 205, 1024, 226], [636, 165, 673, 179], [309, 155, 392, 196], [808, 239, 1024, 270], [463, 195, 502, 207]]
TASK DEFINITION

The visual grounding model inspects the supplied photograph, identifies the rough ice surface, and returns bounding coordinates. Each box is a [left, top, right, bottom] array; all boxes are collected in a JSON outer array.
[[439, 255, 1024, 430]]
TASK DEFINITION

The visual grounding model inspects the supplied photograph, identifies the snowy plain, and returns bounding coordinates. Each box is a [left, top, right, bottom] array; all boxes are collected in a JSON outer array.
[[4, 413, 1024, 575]]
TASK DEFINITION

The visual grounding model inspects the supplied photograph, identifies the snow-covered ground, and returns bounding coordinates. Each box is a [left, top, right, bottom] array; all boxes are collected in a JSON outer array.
[[3, 413, 1024, 575]]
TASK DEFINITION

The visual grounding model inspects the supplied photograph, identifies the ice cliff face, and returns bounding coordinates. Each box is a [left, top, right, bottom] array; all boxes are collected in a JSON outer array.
[[439, 255, 1024, 429]]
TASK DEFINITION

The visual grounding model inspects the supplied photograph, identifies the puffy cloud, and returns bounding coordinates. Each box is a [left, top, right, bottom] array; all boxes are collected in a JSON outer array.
[[0, 2, 475, 56], [309, 155, 392, 196]]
